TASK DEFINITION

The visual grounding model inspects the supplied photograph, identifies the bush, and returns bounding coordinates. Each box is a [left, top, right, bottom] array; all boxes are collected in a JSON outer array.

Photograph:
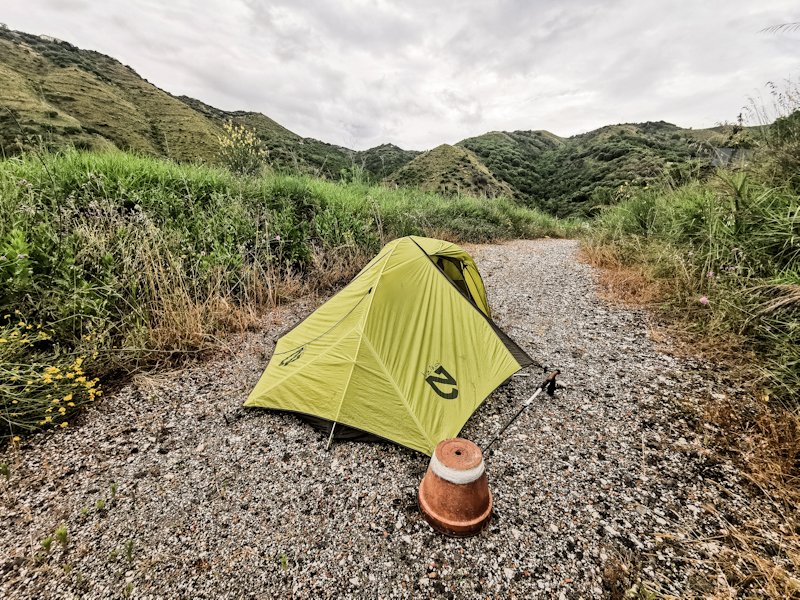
[[217, 121, 270, 176], [587, 166, 800, 405], [1, 314, 101, 439]]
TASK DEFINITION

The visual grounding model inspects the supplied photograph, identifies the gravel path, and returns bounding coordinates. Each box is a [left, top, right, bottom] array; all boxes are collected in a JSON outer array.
[[1, 239, 765, 599]]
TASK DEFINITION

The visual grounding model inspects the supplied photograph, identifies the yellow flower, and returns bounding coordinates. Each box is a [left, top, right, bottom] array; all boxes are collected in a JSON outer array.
[[0, 339, 6, 343], [63, 394, 73, 402], [60, 422, 68, 428], [45, 417, 52, 423], [68, 402, 74, 407], [59, 407, 66, 414], [45, 366, 59, 374], [66, 372, 74, 379], [11, 400, 17, 404], [12, 436, 20, 441], [46, 408, 52, 412]]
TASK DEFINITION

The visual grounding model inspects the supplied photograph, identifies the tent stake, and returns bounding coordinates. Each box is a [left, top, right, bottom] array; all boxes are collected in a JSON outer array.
[[326, 422, 337, 452], [482, 370, 559, 454]]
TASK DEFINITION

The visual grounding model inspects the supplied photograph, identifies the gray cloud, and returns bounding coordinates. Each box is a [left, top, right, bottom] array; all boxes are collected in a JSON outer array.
[[4, 0, 799, 149]]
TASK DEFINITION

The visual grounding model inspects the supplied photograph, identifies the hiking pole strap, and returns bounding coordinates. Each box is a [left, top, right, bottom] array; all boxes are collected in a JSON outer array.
[[482, 370, 559, 454]]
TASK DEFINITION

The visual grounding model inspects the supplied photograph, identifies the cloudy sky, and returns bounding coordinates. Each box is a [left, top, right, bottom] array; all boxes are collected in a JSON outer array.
[[4, 1, 799, 150]]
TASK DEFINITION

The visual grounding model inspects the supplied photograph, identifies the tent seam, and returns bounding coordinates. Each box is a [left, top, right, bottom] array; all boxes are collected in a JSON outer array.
[[358, 333, 436, 453], [332, 242, 399, 424]]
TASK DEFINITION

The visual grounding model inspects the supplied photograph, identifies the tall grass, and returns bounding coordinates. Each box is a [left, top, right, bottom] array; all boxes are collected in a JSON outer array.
[[0, 148, 576, 439], [584, 101, 800, 406], [586, 88, 800, 598]]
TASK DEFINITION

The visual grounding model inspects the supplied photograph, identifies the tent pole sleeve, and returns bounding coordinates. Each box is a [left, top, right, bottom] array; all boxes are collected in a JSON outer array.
[[326, 422, 337, 452]]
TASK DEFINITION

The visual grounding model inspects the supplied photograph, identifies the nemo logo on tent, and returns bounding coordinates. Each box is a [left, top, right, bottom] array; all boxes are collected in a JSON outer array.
[[425, 365, 459, 399], [279, 347, 304, 367]]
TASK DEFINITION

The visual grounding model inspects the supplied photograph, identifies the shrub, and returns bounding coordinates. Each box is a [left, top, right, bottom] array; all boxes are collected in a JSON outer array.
[[217, 121, 270, 176], [0, 314, 101, 440]]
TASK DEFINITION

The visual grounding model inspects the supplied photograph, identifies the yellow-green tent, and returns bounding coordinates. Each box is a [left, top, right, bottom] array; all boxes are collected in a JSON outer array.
[[244, 236, 533, 455]]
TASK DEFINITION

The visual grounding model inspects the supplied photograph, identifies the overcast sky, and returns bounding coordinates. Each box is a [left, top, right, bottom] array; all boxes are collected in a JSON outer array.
[[4, 1, 799, 150]]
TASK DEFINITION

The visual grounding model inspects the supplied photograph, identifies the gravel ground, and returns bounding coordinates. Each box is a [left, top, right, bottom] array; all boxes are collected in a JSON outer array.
[[1, 239, 776, 599]]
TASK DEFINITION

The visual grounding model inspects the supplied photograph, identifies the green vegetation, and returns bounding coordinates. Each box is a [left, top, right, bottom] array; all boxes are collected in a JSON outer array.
[[1, 26, 735, 217], [0, 29, 223, 162], [0, 147, 574, 440], [55, 525, 68, 548], [586, 111, 800, 406], [385, 143, 516, 198], [457, 130, 564, 202], [356, 144, 421, 181], [458, 122, 734, 218]]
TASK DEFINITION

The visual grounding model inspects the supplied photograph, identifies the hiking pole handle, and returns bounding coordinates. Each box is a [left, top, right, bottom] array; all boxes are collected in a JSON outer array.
[[543, 370, 560, 396]]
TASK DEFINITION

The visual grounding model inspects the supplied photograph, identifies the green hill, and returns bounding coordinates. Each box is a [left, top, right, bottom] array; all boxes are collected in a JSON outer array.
[[0, 28, 224, 162], [384, 143, 515, 198], [523, 121, 727, 216], [454, 122, 743, 217], [185, 102, 354, 177], [356, 143, 422, 180], [456, 130, 565, 202], [1, 26, 755, 217]]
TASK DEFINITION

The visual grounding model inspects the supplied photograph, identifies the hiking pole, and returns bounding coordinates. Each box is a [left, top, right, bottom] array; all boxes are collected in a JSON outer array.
[[482, 370, 559, 454]]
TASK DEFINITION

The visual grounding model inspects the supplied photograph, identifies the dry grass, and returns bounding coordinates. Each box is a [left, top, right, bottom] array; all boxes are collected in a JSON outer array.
[[687, 393, 800, 599], [582, 242, 800, 598], [108, 242, 370, 376], [580, 244, 675, 306], [420, 228, 466, 245]]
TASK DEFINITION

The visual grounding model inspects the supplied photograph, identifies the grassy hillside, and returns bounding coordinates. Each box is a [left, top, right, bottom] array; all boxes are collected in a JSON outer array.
[[457, 130, 565, 202], [0, 29, 223, 162], [177, 97, 421, 180], [585, 116, 800, 405], [177, 95, 356, 177], [526, 121, 733, 217], [0, 26, 751, 217], [357, 143, 422, 180], [384, 143, 515, 198]]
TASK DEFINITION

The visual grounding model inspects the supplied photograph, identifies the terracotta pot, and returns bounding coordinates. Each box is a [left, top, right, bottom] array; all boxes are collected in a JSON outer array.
[[418, 438, 492, 537]]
